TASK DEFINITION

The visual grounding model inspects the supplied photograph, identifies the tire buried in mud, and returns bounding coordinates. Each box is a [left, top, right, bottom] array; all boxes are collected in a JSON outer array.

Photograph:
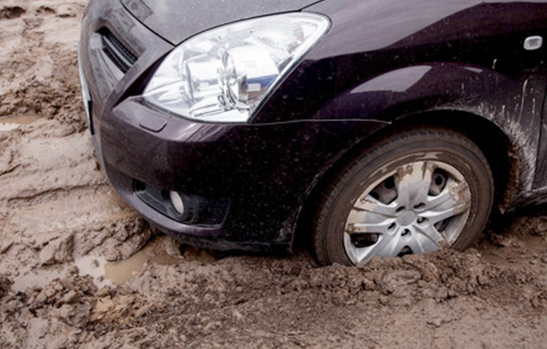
[[313, 127, 495, 266]]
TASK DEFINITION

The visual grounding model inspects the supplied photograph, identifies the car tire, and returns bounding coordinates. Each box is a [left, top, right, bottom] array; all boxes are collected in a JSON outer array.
[[313, 127, 494, 266]]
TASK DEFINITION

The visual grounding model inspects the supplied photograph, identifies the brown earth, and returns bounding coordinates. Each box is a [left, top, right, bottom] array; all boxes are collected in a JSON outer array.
[[1, 1, 547, 348]]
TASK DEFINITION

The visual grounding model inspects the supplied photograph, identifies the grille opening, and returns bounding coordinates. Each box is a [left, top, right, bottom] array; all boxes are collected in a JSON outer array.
[[100, 28, 138, 72]]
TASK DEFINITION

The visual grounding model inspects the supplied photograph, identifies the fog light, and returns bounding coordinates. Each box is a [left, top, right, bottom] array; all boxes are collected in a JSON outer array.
[[169, 191, 185, 215]]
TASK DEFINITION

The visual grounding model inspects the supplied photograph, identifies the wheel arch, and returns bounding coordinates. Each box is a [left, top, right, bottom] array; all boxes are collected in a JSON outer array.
[[388, 111, 518, 212], [293, 110, 519, 250]]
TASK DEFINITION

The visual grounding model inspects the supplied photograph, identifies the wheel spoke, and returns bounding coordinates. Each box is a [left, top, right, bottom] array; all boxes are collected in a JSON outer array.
[[426, 178, 470, 211], [353, 197, 397, 217], [346, 220, 394, 234], [352, 226, 416, 265], [411, 225, 445, 253], [421, 200, 470, 225], [348, 232, 400, 266], [410, 234, 440, 254], [376, 232, 406, 256], [422, 178, 471, 224], [396, 161, 435, 208]]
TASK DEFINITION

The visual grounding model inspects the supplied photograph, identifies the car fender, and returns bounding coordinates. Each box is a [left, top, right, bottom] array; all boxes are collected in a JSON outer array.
[[310, 63, 545, 210]]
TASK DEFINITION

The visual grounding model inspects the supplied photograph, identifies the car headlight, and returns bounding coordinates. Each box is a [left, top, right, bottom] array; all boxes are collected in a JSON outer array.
[[143, 13, 330, 123]]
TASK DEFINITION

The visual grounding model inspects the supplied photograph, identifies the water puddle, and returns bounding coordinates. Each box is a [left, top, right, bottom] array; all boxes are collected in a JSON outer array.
[[0, 114, 41, 131], [75, 238, 182, 288], [74, 255, 112, 288]]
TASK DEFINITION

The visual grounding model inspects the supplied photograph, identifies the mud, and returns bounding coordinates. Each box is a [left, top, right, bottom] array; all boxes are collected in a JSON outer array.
[[1, 1, 547, 348]]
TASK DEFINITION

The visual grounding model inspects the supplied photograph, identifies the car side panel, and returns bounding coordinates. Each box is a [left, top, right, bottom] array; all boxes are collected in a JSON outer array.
[[256, 0, 547, 208], [535, 96, 547, 190], [260, 1, 547, 123], [316, 65, 547, 202]]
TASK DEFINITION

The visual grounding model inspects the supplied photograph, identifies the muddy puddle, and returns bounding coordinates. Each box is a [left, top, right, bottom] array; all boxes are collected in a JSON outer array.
[[0, 114, 41, 131], [75, 237, 182, 288]]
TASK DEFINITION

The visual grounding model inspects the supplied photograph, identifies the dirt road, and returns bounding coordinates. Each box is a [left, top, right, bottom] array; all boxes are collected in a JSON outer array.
[[1, 1, 546, 348]]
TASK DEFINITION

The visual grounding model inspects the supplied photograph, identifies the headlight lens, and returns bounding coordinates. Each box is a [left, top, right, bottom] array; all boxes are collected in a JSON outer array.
[[143, 13, 330, 123]]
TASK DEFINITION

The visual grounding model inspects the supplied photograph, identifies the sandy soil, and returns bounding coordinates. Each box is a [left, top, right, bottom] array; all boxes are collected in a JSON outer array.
[[1, 1, 547, 348]]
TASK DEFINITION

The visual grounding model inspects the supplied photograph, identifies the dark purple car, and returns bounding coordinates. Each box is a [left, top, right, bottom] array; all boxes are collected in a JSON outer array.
[[78, 0, 547, 266]]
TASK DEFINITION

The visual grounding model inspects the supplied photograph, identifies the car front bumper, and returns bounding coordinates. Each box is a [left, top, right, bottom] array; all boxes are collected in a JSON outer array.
[[78, 0, 386, 251]]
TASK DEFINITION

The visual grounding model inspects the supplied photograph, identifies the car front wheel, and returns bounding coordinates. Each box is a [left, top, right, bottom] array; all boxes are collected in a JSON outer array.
[[313, 127, 494, 266]]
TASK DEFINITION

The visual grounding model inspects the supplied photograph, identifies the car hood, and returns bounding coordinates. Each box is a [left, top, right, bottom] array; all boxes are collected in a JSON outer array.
[[120, 0, 324, 45]]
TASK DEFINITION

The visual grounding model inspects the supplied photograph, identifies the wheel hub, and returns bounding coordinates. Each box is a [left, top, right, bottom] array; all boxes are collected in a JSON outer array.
[[397, 210, 417, 226]]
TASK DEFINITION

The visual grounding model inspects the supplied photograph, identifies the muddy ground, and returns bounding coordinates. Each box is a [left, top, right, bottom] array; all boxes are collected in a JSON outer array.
[[1, 1, 547, 348]]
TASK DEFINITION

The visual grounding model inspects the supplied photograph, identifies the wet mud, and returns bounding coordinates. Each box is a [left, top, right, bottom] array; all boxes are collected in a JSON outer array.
[[1, 1, 547, 348]]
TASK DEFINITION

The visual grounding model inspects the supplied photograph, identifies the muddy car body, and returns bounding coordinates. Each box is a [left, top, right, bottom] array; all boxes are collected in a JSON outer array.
[[79, 0, 547, 266]]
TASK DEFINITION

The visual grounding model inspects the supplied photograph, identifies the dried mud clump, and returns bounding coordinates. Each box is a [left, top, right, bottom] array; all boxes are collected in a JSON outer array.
[[0, 275, 13, 299], [39, 234, 75, 266], [26, 275, 98, 328], [0, 0, 86, 132], [75, 217, 157, 262], [0, 6, 26, 19], [4, 81, 82, 124], [0, 272, 99, 348], [0, 69, 85, 132]]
